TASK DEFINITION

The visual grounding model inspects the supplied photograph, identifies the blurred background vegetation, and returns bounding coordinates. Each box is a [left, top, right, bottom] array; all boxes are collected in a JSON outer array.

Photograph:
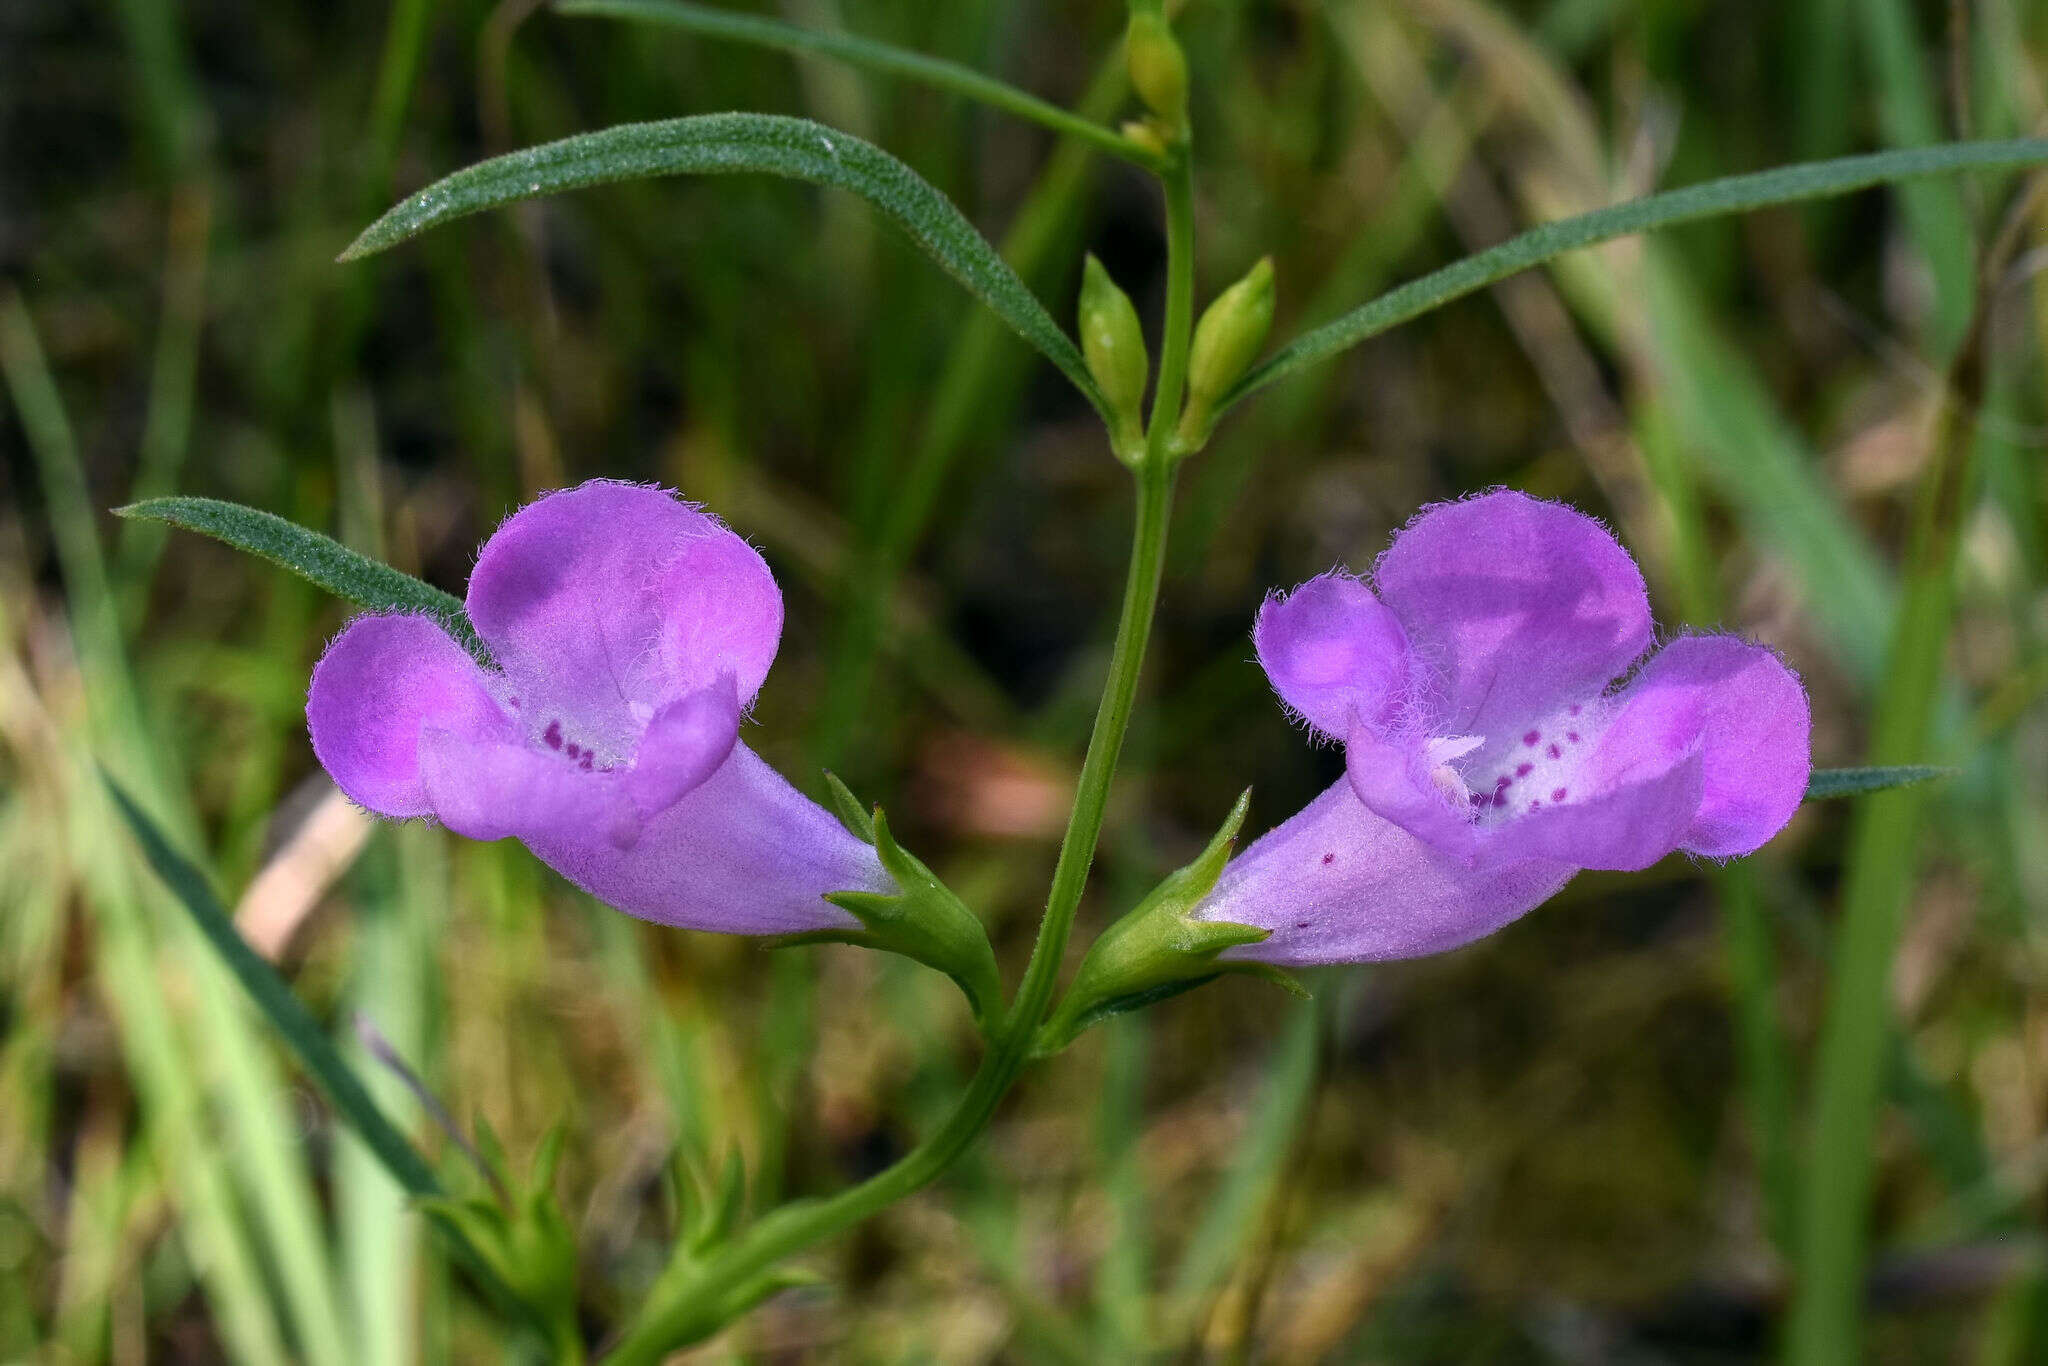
[[4, 0, 2048, 1360]]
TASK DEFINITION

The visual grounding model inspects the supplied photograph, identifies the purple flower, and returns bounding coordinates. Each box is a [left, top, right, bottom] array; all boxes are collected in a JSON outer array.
[[1195, 490, 1810, 965], [307, 481, 886, 935]]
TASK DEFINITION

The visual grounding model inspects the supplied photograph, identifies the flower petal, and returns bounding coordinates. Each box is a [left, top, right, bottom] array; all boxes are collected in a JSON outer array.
[[464, 482, 781, 754], [1373, 491, 1652, 735], [524, 743, 882, 935], [1254, 573, 1411, 741], [1344, 725, 1482, 862], [308, 614, 509, 818], [418, 729, 610, 843], [1195, 780, 1576, 965], [1477, 749, 1705, 872], [1599, 634, 1810, 858], [625, 679, 743, 818]]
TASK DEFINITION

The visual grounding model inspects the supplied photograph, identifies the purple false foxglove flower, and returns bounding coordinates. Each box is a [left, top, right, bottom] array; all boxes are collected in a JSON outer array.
[[1196, 490, 1810, 965], [307, 480, 886, 935]]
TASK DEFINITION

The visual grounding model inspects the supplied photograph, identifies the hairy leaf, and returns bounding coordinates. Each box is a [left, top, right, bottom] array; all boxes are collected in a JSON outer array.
[[1804, 765, 1954, 800], [340, 113, 1104, 413], [1229, 138, 2048, 410], [118, 496, 485, 661]]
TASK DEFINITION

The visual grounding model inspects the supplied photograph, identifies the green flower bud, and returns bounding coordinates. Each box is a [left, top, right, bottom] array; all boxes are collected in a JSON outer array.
[[1079, 254, 1150, 461], [1125, 11, 1189, 136], [1176, 256, 1275, 454]]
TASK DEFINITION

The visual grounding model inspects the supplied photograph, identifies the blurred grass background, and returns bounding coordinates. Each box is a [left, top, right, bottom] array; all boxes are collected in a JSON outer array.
[[4, 0, 2048, 1360]]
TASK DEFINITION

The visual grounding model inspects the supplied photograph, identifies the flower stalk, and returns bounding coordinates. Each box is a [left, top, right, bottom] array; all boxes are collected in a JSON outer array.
[[602, 99, 1202, 1366]]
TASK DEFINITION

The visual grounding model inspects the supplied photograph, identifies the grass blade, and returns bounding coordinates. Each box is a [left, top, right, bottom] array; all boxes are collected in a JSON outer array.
[[1165, 992, 1325, 1341], [1226, 137, 2048, 410], [103, 775, 548, 1329], [116, 496, 485, 661], [1805, 765, 1956, 800], [1787, 277, 1993, 1364], [337, 112, 1105, 415], [555, 0, 1143, 164], [104, 774, 442, 1197]]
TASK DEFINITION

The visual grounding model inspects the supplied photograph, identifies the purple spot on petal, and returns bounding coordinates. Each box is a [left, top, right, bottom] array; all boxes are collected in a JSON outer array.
[[1523, 730, 1540, 746], [1548, 743, 1561, 759], [1470, 792, 1490, 808], [1568, 703, 1581, 716], [579, 753, 594, 771], [1492, 792, 1507, 808], [1529, 800, 1541, 811], [1321, 852, 1335, 865], [1552, 787, 1567, 802], [543, 720, 563, 750], [1567, 731, 1580, 744], [1296, 921, 1312, 929], [1516, 762, 1532, 777]]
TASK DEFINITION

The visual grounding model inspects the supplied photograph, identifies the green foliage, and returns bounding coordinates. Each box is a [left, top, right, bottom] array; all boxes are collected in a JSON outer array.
[[101, 775, 533, 1325], [1805, 765, 1956, 800], [556, 0, 1147, 162], [1229, 138, 2048, 411], [119, 496, 485, 661], [340, 112, 1108, 419]]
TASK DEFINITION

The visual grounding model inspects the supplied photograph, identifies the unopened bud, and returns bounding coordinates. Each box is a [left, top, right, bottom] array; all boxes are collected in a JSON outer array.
[[1176, 256, 1274, 452], [1125, 11, 1188, 136], [1079, 255, 1149, 460]]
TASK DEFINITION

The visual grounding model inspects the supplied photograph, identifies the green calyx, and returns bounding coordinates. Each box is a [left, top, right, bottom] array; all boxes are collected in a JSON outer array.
[[776, 774, 1004, 1029], [626, 1150, 825, 1352], [1035, 790, 1305, 1056], [417, 1121, 581, 1354], [1079, 254, 1150, 462], [1175, 256, 1275, 455]]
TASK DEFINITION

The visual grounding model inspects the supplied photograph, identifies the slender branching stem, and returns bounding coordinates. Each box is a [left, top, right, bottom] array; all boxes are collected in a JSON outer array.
[[600, 141, 1199, 1366]]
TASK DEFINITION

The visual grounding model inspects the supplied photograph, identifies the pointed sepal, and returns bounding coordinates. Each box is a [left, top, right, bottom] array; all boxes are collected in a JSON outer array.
[[1035, 791, 1305, 1055], [418, 1120, 580, 1350], [775, 791, 1003, 1029]]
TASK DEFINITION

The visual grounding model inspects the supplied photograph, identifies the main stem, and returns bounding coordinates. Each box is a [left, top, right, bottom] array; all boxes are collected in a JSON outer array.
[[603, 151, 1198, 1366]]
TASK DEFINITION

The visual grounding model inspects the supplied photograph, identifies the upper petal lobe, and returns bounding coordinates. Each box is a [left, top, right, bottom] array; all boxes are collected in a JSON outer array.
[[1373, 491, 1651, 735], [308, 614, 508, 817], [465, 481, 781, 755], [1253, 573, 1410, 741]]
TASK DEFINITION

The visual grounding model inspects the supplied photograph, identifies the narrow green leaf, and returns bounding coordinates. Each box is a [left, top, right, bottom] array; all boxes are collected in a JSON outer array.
[[102, 774, 529, 1322], [338, 113, 1104, 414], [1226, 138, 2048, 410], [116, 495, 486, 662], [104, 774, 442, 1197], [1804, 765, 1954, 800], [554, 0, 1145, 164]]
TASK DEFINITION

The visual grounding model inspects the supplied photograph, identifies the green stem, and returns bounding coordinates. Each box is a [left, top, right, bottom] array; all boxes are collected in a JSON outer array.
[[1146, 154, 1198, 459], [602, 149, 1199, 1366], [556, 0, 1159, 168], [604, 454, 1179, 1365]]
